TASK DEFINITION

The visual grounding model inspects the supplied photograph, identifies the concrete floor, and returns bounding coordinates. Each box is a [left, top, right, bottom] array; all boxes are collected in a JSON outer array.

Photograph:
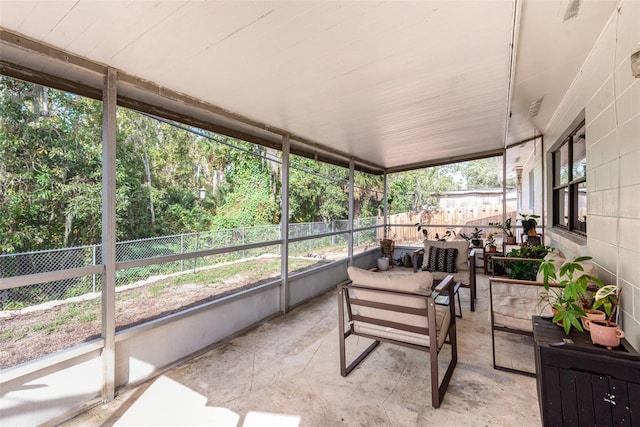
[[59, 273, 541, 427]]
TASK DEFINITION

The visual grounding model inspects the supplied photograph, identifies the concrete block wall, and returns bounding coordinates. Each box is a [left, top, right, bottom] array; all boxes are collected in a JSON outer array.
[[545, 1, 640, 350]]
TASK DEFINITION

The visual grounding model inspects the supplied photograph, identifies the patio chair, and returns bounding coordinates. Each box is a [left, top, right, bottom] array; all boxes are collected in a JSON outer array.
[[412, 239, 476, 311], [338, 266, 457, 408]]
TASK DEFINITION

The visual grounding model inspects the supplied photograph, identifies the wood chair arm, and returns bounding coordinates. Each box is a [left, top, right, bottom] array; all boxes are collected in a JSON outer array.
[[412, 248, 424, 272], [432, 274, 454, 294]]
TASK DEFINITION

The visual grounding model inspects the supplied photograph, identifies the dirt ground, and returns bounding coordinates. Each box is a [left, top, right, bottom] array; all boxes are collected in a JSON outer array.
[[0, 257, 326, 369]]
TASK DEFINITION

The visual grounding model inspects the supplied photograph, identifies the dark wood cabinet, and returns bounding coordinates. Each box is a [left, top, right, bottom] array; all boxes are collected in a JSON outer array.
[[533, 316, 640, 426]]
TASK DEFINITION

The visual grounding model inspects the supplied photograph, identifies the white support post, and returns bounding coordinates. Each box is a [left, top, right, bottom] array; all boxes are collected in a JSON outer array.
[[280, 134, 290, 314], [383, 173, 389, 239], [539, 136, 545, 239], [348, 158, 354, 264], [502, 149, 507, 223], [101, 67, 117, 402]]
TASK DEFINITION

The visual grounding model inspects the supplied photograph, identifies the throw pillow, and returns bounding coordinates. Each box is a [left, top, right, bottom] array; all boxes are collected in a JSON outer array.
[[425, 247, 458, 273]]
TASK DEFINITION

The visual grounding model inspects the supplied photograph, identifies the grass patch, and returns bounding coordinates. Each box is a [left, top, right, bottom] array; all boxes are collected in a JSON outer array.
[[173, 262, 252, 285], [1, 330, 15, 340], [148, 284, 167, 298], [78, 312, 97, 323], [172, 258, 318, 287], [117, 290, 142, 302]]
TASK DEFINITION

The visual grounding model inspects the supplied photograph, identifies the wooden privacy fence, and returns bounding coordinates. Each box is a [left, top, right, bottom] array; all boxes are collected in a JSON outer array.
[[380, 206, 518, 245]]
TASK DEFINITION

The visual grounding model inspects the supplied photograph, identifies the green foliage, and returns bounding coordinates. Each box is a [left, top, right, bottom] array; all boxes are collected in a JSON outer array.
[[593, 285, 621, 323], [504, 245, 552, 280], [389, 168, 453, 213], [148, 284, 167, 298], [1, 76, 506, 264], [288, 156, 350, 223], [459, 227, 483, 241], [388, 157, 502, 214], [552, 296, 587, 335], [0, 77, 103, 252], [489, 217, 514, 237], [538, 256, 605, 335]]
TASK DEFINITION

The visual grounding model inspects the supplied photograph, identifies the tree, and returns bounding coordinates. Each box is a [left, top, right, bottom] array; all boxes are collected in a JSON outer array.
[[0, 77, 103, 252]]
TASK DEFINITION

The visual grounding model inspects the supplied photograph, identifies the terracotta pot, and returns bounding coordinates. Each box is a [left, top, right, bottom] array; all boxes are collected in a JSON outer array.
[[377, 257, 390, 271], [506, 236, 517, 245], [581, 309, 606, 331], [583, 319, 625, 350], [488, 245, 497, 253]]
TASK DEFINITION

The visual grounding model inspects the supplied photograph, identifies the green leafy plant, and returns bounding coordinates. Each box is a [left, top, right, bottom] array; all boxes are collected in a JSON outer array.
[[380, 238, 394, 256], [518, 213, 540, 226], [415, 222, 429, 238], [460, 227, 483, 248], [538, 256, 604, 335], [484, 232, 497, 250], [489, 218, 514, 237], [504, 245, 552, 281], [593, 285, 621, 326], [518, 213, 541, 236], [434, 228, 456, 241]]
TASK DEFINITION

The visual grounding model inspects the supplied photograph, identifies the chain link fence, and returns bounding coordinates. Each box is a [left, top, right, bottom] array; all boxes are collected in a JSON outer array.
[[0, 218, 380, 310]]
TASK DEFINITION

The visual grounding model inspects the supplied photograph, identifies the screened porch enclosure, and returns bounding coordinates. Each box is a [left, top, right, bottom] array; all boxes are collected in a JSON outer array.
[[1, 1, 640, 425], [0, 77, 541, 426]]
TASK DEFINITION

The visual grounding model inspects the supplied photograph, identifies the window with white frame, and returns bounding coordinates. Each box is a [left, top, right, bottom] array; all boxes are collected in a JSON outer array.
[[552, 120, 587, 234]]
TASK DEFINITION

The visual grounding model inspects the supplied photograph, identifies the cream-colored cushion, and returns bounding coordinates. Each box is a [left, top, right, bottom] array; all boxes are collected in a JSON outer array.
[[430, 270, 468, 285], [347, 266, 433, 295], [346, 266, 449, 349], [421, 239, 470, 272], [354, 306, 450, 349]]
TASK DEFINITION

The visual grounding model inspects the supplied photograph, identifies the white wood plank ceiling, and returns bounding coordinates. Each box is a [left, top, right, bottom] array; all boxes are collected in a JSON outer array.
[[0, 1, 619, 172]]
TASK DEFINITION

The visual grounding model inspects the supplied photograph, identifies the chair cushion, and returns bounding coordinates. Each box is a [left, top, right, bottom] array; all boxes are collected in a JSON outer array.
[[354, 305, 451, 349], [422, 239, 469, 272], [346, 267, 449, 348], [430, 271, 468, 285], [347, 266, 433, 295], [425, 246, 458, 273]]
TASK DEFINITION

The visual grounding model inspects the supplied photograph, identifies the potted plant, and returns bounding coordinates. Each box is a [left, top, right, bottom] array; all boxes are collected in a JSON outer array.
[[460, 227, 483, 248], [490, 218, 516, 244], [485, 232, 498, 253], [518, 213, 540, 237], [538, 256, 604, 335], [584, 285, 624, 349], [378, 238, 394, 269], [415, 222, 429, 239], [434, 228, 456, 241]]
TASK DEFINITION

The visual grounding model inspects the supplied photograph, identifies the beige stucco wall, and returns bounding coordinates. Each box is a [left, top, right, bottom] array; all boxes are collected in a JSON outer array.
[[544, 1, 640, 350]]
